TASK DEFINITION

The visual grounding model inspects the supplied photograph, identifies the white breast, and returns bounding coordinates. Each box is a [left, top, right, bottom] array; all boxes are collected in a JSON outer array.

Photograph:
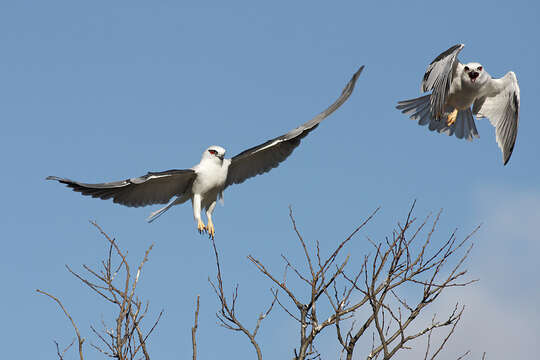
[[448, 78, 483, 110], [192, 158, 230, 196]]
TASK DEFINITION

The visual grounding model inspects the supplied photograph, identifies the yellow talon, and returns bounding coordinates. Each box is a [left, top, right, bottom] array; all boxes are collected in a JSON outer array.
[[207, 221, 215, 239], [446, 108, 458, 126], [197, 219, 206, 233]]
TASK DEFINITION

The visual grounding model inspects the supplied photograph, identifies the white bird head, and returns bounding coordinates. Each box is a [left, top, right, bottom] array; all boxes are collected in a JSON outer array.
[[202, 145, 226, 162], [462, 62, 490, 87]]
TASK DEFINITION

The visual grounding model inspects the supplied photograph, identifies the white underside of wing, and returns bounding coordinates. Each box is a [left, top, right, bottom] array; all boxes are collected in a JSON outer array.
[[474, 72, 520, 164], [421, 44, 464, 120]]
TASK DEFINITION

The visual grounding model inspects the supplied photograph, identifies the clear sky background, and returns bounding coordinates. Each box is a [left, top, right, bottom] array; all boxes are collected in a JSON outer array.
[[1, 1, 539, 359]]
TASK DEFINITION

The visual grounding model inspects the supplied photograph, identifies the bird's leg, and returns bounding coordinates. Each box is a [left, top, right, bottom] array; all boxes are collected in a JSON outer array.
[[197, 219, 207, 234], [193, 194, 206, 234], [207, 220, 215, 239], [206, 201, 217, 239], [446, 108, 458, 126]]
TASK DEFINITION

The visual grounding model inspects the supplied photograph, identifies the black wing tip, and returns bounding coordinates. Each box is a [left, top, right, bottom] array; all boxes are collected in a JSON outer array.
[[46, 175, 67, 182], [503, 149, 514, 166], [446, 43, 465, 53], [429, 44, 464, 65], [502, 139, 516, 165], [340, 65, 364, 97], [46, 175, 77, 186], [352, 65, 365, 82]]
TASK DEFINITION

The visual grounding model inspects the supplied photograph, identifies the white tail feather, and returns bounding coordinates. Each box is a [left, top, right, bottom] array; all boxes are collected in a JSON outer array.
[[397, 95, 479, 141], [147, 204, 173, 223], [146, 195, 189, 223]]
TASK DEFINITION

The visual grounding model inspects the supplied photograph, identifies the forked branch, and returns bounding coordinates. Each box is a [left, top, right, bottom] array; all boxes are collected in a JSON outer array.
[[38, 222, 160, 360]]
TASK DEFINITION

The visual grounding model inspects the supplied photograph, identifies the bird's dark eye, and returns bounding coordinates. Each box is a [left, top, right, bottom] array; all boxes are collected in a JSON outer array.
[[464, 66, 470, 71], [477, 66, 483, 71], [208, 149, 217, 155]]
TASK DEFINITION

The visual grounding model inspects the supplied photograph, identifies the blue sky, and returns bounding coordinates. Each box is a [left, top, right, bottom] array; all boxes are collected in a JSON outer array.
[[1, 1, 538, 359]]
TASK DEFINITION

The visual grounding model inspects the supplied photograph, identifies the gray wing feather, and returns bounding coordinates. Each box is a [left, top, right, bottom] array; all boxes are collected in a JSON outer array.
[[458, 108, 479, 141], [47, 169, 196, 207], [473, 71, 520, 165], [421, 44, 464, 120], [225, 66, 364, 187]]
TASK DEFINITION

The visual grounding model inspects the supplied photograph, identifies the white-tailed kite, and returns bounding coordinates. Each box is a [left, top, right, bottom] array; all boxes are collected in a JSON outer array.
[[396, 44, 520, 165], [47, 66, 364, 238]]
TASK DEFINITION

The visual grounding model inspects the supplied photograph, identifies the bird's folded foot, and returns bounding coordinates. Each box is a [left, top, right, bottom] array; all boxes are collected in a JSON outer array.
[[207, 221, 215, 239], [197, 219, 206, 234], [446, 108, 458, 126]]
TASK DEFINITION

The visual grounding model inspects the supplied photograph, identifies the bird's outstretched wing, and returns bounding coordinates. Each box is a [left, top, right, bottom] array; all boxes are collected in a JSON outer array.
[[224, 66, 364, 188], [47, 169, 197, 207], [421, 44, 464, 120], [473, 71, 520, 165]]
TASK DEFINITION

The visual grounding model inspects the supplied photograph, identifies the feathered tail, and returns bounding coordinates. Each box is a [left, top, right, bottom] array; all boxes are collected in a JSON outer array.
[[146, 195, 189, 223], [396, 95, 479, 141]]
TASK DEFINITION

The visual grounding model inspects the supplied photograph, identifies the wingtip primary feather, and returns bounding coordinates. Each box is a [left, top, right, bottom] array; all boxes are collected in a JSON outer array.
[[354, 65, 365, 81], [342, 65, 365, 95], [503, 145, 514, 166], [503, 149, 512, 165], [46, 175, 73, 184]]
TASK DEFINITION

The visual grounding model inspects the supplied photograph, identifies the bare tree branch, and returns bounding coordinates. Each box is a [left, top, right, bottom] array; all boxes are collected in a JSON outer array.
[[209, 236, 277, 360], [242, 204, 479, 360], [39, 222, 160, 360], [192, 295, 200, 360], [36, 289, 85, 360], [40, 203, 482, 360]]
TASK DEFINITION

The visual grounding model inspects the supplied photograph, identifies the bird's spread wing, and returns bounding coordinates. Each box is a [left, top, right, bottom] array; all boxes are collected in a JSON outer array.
[[421, 44, 464, 120], [224, 66, 364, 188], [473, 71, 520, 165], [47, 169, 197, 207]]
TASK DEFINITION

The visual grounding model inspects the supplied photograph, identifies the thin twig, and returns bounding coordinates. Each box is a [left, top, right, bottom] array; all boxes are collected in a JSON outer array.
[[36, 289, 84, 360]]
